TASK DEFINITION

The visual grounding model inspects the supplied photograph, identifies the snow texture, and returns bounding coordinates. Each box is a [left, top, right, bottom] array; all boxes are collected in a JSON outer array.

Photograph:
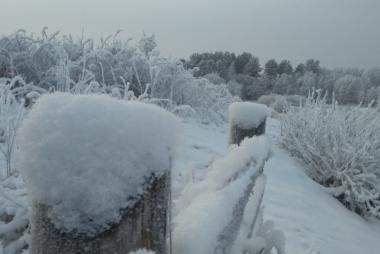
[[173, 136, 271, 254], [0, 176, 29, 254], [229, 102, 269, 129], [16, 93, 179, 236]]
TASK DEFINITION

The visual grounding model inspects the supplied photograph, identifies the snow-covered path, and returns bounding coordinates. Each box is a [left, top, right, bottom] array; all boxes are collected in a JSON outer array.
[[173, 118, 380, 254]]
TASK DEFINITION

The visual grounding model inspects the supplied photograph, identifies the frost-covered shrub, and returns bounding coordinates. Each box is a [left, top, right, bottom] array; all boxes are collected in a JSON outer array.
[[227, 80, 242, 96], [0, 77, 34, 177], [0, 29, 236, 124], [16, 94, 179, 236], [281, 91, 380, 218], [257, 94, 288, 113], [283, 94, 305, 107], [203, 72, 225, 85], [179, 78, 238, 124]]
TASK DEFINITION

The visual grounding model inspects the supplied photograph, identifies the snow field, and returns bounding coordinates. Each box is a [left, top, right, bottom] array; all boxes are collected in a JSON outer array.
[[1, 100, 380, 253]]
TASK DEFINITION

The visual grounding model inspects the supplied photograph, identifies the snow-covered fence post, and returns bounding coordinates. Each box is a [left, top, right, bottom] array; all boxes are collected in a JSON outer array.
[[228, 102, 269, 145], [29, 174, 170, 254], [16, 94, 179, 254]]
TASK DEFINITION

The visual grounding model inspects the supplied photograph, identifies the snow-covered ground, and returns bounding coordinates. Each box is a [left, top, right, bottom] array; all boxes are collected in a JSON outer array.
[[172, 118, 380, 254], [172, 120, 229, 202], [2, 116, 380, 253]]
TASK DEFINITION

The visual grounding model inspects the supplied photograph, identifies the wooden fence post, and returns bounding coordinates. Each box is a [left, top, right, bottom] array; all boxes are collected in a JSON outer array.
[[229, 120, 266, 145], [16, 94, 179, 254], [228, 102, 269, 145], [30, 173, 171, 254]]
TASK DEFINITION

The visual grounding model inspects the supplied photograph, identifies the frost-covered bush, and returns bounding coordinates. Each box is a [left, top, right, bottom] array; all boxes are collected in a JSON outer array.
[[0, 77, 36, 177], [143, 59, 237, 124], [0, 76, 45, 178], [283, 94, 305, 107], [16, 94, 179, 236], [181, 78, 238, 124], [257, 94, 288, 113], [227, 80, 242, 96], [203, 72, 225, 85], [0, 29, 236, 124], [281, 91, 380, 218]]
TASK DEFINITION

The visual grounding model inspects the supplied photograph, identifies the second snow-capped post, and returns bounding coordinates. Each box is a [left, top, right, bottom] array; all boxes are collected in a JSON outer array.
[[228, 102, 270, 145], [16, 94, 179, 254]]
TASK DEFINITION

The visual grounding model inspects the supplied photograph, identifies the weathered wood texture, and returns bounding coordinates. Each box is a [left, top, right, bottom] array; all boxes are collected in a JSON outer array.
[[30, 174, 170, 254], [229, 119, 266, 145]]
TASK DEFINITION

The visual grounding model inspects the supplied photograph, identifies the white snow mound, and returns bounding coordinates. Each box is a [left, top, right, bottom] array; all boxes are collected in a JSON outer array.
[[16, 93, 179, 236], [229, 102, 269, 129]]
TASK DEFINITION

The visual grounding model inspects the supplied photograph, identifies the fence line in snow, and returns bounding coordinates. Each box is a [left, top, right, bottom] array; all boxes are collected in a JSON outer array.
[[217, 102, 270, 253], [18, 95, 271, 254]]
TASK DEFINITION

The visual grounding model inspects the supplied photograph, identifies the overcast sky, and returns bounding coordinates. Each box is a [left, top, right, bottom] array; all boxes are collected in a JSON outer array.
[[1, 0, 379, 68]]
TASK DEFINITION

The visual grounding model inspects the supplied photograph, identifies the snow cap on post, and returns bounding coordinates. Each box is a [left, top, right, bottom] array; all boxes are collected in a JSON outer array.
[[16, 93, 179, 236], [228, 102, 269, 145]]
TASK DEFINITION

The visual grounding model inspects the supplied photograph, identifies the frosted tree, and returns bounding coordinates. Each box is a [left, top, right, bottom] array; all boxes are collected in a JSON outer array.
[[234, 53, 252, 74], [273, 74, 294, 95], [297, 72, 318, 95], [243, 56, 261, 78], [277, 60, 293, 75], [264, 59, 279, 79], [294, 63, 306, 75], [334, 75, 362, 104], [305, 59, 321, 74]]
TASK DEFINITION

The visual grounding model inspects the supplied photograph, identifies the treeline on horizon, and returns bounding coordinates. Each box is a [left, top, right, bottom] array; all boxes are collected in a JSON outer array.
[[0, 28, 379, 107], [183, 51, 380, 105]]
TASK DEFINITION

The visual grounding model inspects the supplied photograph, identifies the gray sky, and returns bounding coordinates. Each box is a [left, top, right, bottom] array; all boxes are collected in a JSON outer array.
[[1, 0, 379, 68]]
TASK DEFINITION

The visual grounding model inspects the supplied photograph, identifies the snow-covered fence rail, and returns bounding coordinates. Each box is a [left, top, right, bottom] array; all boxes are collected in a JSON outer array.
[[16, 94, 179, 254], [173, 137, 272, 254], [173, 102, 275, 254], [228, 102, 269, 145]]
